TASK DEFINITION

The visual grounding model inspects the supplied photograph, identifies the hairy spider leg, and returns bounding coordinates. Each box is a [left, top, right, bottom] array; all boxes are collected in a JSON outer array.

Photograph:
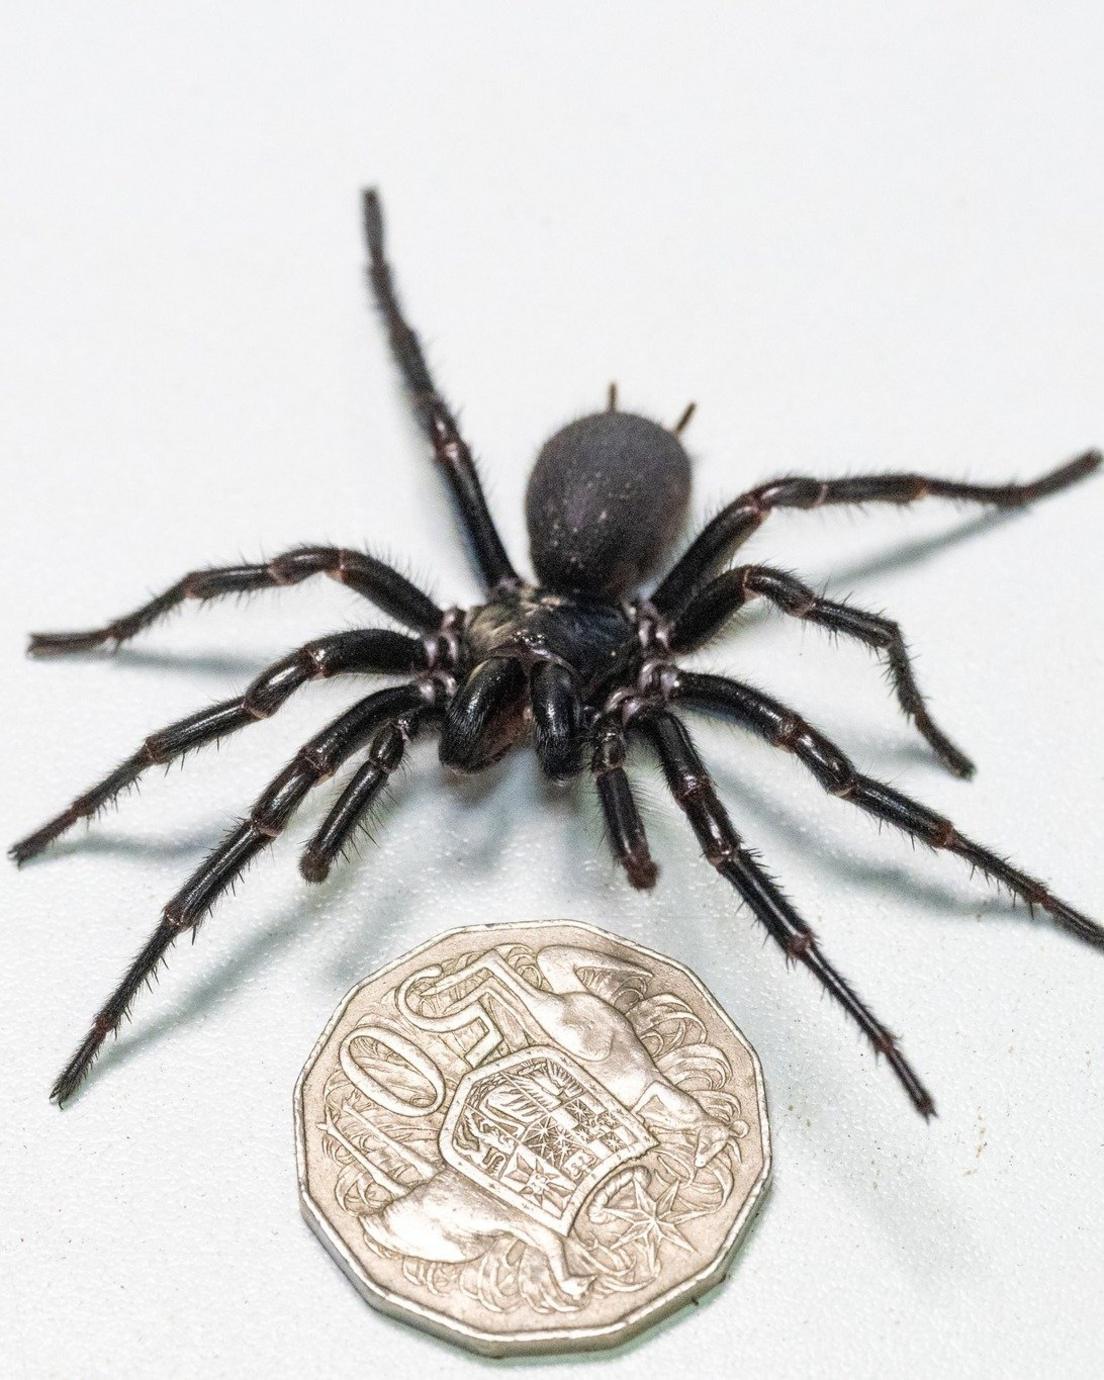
[[651, 449, 1102, 614], [636, 709, 935, 1116], [28, 545, 444, 656], [11, 630, 429, 863], [363, 189, 518, 592], [51, 683, 432, 1104], [592, 716, 657, 890], [674, 671, 1104, 949], [301, 706, 440, 882], [668, 565, 973, 777]]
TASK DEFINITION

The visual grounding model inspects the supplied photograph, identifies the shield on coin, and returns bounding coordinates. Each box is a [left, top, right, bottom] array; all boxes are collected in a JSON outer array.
[[439, 1045, 656, 1236]]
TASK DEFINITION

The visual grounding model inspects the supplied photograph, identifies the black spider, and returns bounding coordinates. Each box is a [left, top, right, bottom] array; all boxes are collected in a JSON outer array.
[[15, 190, 1102, 1115]]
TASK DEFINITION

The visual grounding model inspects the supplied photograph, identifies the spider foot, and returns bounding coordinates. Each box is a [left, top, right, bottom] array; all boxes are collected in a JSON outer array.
[[10, 810, 80, 865], [50, 1026, 107, 1106], [624, 850, 659, 891]]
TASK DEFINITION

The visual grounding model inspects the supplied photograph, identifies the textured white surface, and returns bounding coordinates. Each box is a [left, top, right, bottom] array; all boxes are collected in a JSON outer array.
[[1, 5, 1102, 1378]]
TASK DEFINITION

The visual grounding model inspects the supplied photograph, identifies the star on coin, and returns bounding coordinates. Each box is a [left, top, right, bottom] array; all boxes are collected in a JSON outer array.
[[601, 1176, 696, 1275], [501, 1147, 576, 1213]]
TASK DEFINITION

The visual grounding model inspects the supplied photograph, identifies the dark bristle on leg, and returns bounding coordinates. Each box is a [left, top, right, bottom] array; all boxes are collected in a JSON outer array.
[[50, 684, 427, 1103], [592, 718, 658, 890], [651, 448, 1101, 614], [11, 630, 428, 864], [636, 708, 935, 1116], [674, 672, 1104, 948]]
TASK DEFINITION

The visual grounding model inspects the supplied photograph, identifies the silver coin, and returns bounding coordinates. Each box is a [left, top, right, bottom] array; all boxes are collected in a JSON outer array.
[[295, 920, 771, 1356]]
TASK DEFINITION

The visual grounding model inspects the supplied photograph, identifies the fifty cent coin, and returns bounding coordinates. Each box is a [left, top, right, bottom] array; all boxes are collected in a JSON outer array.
[[295, 920, 771, 1355]]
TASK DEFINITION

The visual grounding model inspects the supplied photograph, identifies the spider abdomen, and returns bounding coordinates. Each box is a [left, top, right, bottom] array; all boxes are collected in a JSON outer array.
[[526, 412, 691, 598]]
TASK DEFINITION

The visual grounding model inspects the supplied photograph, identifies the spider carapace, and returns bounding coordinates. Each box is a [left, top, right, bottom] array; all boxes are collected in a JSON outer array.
[[15, 190, 1102, 1115]]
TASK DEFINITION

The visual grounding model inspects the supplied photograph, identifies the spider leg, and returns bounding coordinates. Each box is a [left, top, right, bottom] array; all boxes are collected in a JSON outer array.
[[591, 716, 657, 889], [363, 190, 519, 592], [673, 670, 1104, 948], [636, 708, 933, 1115], [12, 629, 429, 863], [651, 449, 1101, 613], [50, 682, 433, 1104], [28, 545, 445, 655], [666, 564, 973, 777], [300, 706, 440, 882]]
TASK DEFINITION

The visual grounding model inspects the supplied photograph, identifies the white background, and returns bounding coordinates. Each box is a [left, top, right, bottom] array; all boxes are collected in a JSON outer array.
[[2, 5, 1102, 1378]]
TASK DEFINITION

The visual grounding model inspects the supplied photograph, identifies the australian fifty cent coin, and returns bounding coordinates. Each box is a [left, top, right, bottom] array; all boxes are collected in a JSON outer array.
[[295, 920, 771, 1355]]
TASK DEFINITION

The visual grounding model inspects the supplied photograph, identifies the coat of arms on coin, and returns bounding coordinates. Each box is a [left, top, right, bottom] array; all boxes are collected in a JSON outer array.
[[295, 920, 771, 1355]]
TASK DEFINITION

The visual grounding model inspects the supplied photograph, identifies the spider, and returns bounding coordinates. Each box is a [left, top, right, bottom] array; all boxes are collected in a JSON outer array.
[[14, 190, 1102, 1116]]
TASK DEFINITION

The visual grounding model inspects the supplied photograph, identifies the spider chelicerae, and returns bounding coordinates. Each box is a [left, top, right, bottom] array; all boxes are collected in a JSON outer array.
[[15, 190, 1101, 1114]]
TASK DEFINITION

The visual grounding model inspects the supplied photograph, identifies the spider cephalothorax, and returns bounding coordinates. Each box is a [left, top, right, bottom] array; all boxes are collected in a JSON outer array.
[[15, 189, 1102, 1115]]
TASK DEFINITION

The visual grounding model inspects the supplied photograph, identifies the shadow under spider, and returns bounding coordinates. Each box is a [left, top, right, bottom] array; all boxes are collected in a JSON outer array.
[[65, 755, 1039, 1110], [76, 886, 341, 1093], [39, 645, 270, 678], [84, 721, 1059, 1104], [62, 754, 512, 1098], [26, 826, 219, 864], [697, 747, 1055, 924], [813, 507, 1018, 591]]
